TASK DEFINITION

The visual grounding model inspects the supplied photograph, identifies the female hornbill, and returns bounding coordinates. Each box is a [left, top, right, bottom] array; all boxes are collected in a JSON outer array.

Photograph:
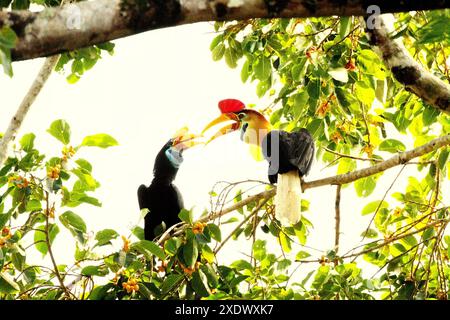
[[202, 99, 315, 225], [137, 129, 201, 240]]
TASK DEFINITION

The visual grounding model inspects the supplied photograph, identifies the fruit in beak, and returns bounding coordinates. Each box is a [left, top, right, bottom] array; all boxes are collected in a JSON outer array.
[[172, 127, 204, 151]]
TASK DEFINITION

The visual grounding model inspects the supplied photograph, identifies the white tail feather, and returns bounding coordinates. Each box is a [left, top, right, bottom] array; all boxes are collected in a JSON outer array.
[[274, 171, 302, 225]]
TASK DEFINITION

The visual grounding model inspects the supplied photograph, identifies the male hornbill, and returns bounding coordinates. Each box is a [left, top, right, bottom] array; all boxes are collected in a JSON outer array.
[[138, 129, 201, 240], [202, 99, 315, 225]]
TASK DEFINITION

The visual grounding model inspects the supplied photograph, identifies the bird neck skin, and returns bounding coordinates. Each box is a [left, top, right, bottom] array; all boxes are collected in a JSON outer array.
[[152, 149, 179, 184], [241, 112, 271, 147]]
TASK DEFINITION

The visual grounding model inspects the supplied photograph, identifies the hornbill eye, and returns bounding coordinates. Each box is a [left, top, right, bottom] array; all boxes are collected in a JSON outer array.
[[237, 112, 246, 120]]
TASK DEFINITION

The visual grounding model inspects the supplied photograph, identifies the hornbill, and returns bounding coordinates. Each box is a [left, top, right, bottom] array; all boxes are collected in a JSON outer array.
[[137, 129, 201, 240], [202, 99, 315, 225]]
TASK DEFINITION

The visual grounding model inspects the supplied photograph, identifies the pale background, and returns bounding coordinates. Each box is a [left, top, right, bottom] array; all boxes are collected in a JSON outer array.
[[1, 23, 448, 279]]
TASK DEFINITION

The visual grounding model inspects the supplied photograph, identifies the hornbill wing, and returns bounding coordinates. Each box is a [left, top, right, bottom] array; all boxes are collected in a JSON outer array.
[[137, 184, 149, 211], [280, 128, 315, 176]]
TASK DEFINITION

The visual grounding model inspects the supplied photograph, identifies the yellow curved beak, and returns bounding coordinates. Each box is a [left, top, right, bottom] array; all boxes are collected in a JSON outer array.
[[201, 113, 241, 144]]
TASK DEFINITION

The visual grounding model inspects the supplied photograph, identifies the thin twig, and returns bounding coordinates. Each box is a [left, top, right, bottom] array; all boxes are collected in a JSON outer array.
[[214, 198, 269, 254], [0, 55, 59, 166], [361, 164, 406, 242], [44, 191, 71, 299]]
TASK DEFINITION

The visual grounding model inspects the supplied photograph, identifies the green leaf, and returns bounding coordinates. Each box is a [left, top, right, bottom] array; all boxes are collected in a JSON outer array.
[[131, 226, 145, 240], [131, 240, 166, 260], [438, 148, 449, 170], [80, 134, 118, 148], [20, 133, 35, 152], [81, 265, 109, 277], [339, 17, 351, 39], [200, 264, 219, 288], [78, 195, 102, 207], [47, 120, 71, 145], [295, 251, 311, 260], [34, 224, 60, 256], [161, 274, 184, 296], [355, 81, 375, 106], [291, 58, 307, 82], [253, 239, 266, 261], [75, 159, 93, 173], [66, 73, 80, 84], [95, 229, 119, 246], [277, 258, 292, 271], [241, 59, 251, 83], [355, 176, 377, 198], [307, 78, 321, 100], [361, 200, 389, 215], [400, 235, 418, 249], [11, 0, 29, 10], [254, 56, 271, 81], [88, 283, 114, 300], [210, 34, 223, 51], [212, 43, 225, 61], [25, 199, 42, 211], [231, 259, 253, 271], [328, 68, 348, 83], [11, 251, 25, 271], [224, 47, 238, 68], [72, 169, 99, 191], [164, 237, 181, 256], [279, 232, 292, 253], [0, 212, 11, 229], [206, 224, 221, 242], [390, 243, 406, 257], [183, 238, 198, 268], [312, 265, 330, 289], [422, 105, 440, 126], [59, 211, 86, 233], [0, 272, 19, 293], [191, 269, 210, 297], [0, 27, 17, 48], [357, 49, 385, 79], [0, 49, 13, 77], [59, 211, 87, 243], [379, 139, 406, 153], [256, 79, 270, 98], [417, 16, 450, 44], [201, 244, 215, 264], [178, 209, 193, 224], [337, 158, 356, 175], [361, 228, 378, 238]]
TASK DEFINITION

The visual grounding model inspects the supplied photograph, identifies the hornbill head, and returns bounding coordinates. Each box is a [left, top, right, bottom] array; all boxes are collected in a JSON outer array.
[[201, 99, 271, 148], [163, 127, 203, 168]]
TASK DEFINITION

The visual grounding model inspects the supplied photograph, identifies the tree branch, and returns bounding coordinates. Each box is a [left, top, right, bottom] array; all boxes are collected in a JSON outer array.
[[1, 0, 449, 61], [0, 55, 59, 167], [223, 134, 449, 221], [334, 185, 341, 254], [366, 14, 450, 114], [159, 134, 449, 240], [303, 134, 450, 190]]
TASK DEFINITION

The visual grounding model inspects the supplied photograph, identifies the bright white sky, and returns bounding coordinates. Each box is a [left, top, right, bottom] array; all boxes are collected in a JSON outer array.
[[1, 22, 448, 280]]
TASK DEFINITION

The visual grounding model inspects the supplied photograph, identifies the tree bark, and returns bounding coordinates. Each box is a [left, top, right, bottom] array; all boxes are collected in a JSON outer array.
[[2, 0, 449, 62], [366, 14, 450, 114]]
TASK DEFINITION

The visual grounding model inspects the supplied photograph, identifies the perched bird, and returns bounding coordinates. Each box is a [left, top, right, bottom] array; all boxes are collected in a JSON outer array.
[[202, 99, 315, 225], [138, 129, 201, 240]]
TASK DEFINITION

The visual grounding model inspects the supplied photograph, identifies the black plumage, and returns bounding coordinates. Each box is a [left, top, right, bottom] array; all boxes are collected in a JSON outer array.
[[262, 128, 315, 184], [137, 139, 184, 241]]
